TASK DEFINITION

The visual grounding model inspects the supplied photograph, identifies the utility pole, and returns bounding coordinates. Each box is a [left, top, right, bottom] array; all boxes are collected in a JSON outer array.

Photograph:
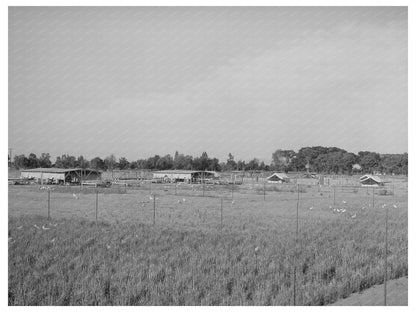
[[384, 206, 388, 306], [8, 148, 12, 167]]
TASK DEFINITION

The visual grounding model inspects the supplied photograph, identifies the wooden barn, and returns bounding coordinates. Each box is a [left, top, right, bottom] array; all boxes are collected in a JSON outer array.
[[266, 172, 290, 183], [359, 174, 384, 186], [20, 168, 101, 185]]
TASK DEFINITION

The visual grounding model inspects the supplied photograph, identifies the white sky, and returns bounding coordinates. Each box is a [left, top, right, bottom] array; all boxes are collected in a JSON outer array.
[[8, 6, 407, 162]]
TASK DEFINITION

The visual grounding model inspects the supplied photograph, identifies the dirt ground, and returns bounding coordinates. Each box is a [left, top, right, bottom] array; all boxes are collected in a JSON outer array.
[[331, 277, 408, 306]]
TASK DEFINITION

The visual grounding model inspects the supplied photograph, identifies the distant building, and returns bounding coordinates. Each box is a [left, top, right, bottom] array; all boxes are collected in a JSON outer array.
[[152, 170, 218, 183], [20, 168, 101, 185], [302, 172, 318, 179], [266, 172, 289, 183], [359, 174, 384, 186]]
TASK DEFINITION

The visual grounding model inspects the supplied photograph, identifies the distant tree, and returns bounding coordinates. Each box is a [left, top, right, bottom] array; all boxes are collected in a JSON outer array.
[[39, 153, 52, 168], [200, 152, 210, 170], [136, 159, 147, 169], [104, 154, 117, 171], [174, 151, 179, 164], [118, 157, 130, 170], [14, 154, 28, 169], [380, 153, 408, 175], [192, 157, 202, 171], [27, 153, 40, 168], [226, 153, 237, 171], [358, 151, 381, 173], [207, 157, 221, 171], [246, 158, 259, 171], [340, 152, 357, 174], [156, 154, 174, 170], [271, 150, 296, 172], [90, 157, 106, 170], [314, 154, 330, 173], [55, 154, 77, 168], [327, 151, 345, 174], [219, 162, 227, 172], [146, 155, 160, 170], [129, 161, 138, 170], [193, 152, 212, 171], [76, 155, 89, 169], [399, 153, 408, 175], [54, 156, 63, 168], [183, 155, 194, 170]]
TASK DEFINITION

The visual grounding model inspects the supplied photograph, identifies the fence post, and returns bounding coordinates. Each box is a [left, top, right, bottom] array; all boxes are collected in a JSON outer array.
[[47, 189, 51, 220], [372, 187, 375, 209], [294, 183, 300, 306], [175, 183, 177, 196], [95, 190, 98, 222], [220, 198, 223, 232], [384, 206, 388, 305], [202, 171, 205, 197], [231, 179, 234, 200], [263, 181, 266, 201], [153, 195, 156, 226], [333, 185, 336, 207]]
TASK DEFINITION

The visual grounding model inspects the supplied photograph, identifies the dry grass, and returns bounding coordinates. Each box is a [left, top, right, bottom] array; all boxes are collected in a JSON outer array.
[[8, 183, 407, 305]]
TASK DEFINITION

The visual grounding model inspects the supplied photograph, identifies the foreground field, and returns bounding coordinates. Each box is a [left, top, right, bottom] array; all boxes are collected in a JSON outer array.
[[8, 184, 408, 305]]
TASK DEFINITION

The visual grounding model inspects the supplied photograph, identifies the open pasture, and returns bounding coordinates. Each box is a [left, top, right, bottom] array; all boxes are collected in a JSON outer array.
[[8, 182, 408, 305]]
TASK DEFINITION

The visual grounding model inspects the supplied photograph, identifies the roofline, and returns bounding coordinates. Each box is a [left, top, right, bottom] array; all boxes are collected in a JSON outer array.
[[21, 168, 101, 173]]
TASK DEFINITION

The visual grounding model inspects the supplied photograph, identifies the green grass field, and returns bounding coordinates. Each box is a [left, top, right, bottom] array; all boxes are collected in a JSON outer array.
[[8, 182, 408, 305]]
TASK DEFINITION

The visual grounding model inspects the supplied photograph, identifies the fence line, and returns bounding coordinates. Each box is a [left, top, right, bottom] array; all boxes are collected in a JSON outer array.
[[9, 180, 406, 306]]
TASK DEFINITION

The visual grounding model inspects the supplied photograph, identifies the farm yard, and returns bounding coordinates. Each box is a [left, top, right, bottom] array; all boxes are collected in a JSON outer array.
[[8, 177, 408, 305]]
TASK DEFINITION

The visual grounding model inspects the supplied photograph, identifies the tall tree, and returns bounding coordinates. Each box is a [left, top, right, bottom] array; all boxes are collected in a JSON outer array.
[[90, 157, 106, 170], [358, 151, 381, 173], [14, 154, 28, 169], [226, 153, 237, 171], [27, 153, 40, 168], [104, 154, 117, 171], [39, 153, 52, 168], [118, 157, 130, 170], [271, 150, 296, 172]]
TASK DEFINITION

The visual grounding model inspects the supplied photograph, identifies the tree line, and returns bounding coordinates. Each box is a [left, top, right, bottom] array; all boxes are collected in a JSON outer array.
[[11, 147, 408, 175]]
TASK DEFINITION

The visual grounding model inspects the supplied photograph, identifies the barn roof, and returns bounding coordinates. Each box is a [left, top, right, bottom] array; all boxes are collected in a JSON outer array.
[[153, 170, 200, 174], [153, 170, 219, 177], [360, 174, 383, 183], [267, 172, 289, 180], [21, 168, 100, 174]]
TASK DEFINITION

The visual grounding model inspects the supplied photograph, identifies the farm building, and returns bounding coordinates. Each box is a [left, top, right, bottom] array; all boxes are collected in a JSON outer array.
[[267, 173, 289, 183], [303, 172, 319, 179], [359, 174, 384, 186], [152, 170, 218, 183], [20, 168, 101, 185]]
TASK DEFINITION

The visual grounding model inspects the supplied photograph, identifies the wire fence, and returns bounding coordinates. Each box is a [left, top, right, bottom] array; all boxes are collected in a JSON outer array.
[[8, 181, 408, 305]]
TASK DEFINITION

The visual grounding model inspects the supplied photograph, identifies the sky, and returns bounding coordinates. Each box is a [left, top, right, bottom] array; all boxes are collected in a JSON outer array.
[[8, 6, 408, 163]]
